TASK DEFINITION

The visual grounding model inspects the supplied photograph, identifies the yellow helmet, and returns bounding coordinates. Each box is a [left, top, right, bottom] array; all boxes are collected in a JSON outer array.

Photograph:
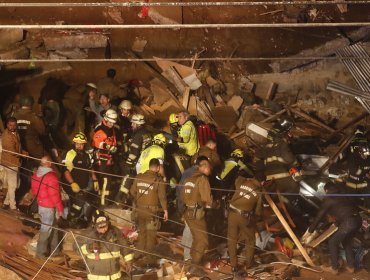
[[153, 133, 167, 146], [231, 149, 244, 159], [169, 113, 179, 124], [73, 132, 87, 144]]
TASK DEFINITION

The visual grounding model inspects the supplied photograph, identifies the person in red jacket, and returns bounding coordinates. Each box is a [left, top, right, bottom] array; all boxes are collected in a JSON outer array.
[[31, 155, 64, 259]]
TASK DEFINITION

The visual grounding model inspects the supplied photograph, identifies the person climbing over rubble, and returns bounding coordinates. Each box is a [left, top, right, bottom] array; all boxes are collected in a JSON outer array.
[[80, 209, 133, 280], [117, 99, 133, 155], [302, 181, 362, 275]]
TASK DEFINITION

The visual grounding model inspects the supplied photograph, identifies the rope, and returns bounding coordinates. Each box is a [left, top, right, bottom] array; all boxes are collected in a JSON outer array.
[[31, 232, 68, 280], [2, 148, 370, 197], [3, 56, 370, 63], [0, 22, 370, 29], [0, 209, 233, 277], [0, 1, 368, 8]]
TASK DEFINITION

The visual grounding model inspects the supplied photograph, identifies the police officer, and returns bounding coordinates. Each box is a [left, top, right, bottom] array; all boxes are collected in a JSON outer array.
[[174, 111, 199, 157], [227, 175, 262, 273], [123, 113, 152, 174], [62, 132, 98, 227], [92, 109, 119, 205], [255, 117, 300, 194], [182, 156, 212, 277], [13, 95, 45, 162], [191, 139, 221, 169], [80, 210, 134, 280], [130, 158, 168, 268]]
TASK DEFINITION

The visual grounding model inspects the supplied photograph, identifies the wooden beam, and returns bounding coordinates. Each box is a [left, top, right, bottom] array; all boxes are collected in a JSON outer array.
[[309, 224, 338, 248], [327, 112, 369, 139], [127, 51, 184, 109], [290, 107, 335, 133], [182, 87, 190, 110], [264, 194, 315, 266], [265, 82, 277, 100]]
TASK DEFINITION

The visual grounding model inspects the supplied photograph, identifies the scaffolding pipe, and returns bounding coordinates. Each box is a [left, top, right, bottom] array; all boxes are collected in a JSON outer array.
[[0, 1, 369, 8], [1, 56, 370, 63], [0, 22, 369, 29]]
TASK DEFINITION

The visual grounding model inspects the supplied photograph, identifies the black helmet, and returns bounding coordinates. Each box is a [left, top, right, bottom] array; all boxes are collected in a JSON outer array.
[[351, 141, 370, 158], [20, 95, 34, 107]]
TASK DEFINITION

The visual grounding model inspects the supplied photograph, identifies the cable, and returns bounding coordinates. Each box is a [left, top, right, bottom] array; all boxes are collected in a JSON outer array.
[[0, 1, 369, 8], [0, 208, 233, 277], [2, 56, 370, 64], [0, 22, 369, 29]]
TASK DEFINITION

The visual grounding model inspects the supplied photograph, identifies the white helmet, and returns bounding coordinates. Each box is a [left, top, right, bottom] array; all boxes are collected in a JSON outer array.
[[131, 113, 145, 125], [104, 109, 118, 124], [119, 99, 132, 110]]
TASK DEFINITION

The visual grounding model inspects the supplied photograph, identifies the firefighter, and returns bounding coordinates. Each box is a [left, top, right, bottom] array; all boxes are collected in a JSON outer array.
[[118, 99, 133, 154], [13, 95, 46, 163], [136, 133, 167, 177], [122, 113, 152, 174], [174, 111, 199, 157], [216, 149, 253, 189], [255, 116, 300, 195], [227, 175, 262, 273], [62, 132, 98, 228], [92, 109, 119, 205], [169, 113, 180, 137], [80, 210, 133, 280], [130, 158, 168, 268], [182, 156, 213, 277]]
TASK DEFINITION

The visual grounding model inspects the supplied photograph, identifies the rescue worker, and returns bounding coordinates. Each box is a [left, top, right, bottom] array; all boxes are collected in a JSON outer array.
[[169, 113, 180, 137], [92, 109, 119, 205], [174, 111, 199, 157], [130, 158, 168, 268], [136, 133, 167, 177], [227, 175, 262, 273], [13, 95, 45, 163], [122, 113, 151, 174], [80, 210, 134, 280], [117, 99, 133, 154], [62, 132, 98, 228], [191, 139, 221, 169], [255, 117, 300, 195], [216, 149, 252, 187], [97, 68, 124, 100], [89, 91, 116, 125], [182, 156, 213, 277], [302, 182, 361, 274]]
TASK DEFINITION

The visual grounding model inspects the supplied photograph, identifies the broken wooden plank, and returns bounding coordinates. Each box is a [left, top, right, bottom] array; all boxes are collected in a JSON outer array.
[[182, 87, 190, 110], [290, 107, 335, 133], [129, 51, 184, 109], [227, 95, 244, 113], [44, 34, 108, 50], [264, 194, 315, 266], [308, 224, 338, 248], [265, 82, 277, 100], [162, 66, 187, 94], [327, 111, 369, 139], [203, 86, 215, 109]]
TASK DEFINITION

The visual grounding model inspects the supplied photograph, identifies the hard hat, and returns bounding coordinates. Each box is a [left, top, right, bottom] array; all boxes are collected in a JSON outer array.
[[103, 109, 118, 124], [351, 141, 370, 158], [86, 83, 97, 89], [20, 95, 34, 107], [153, 133, 167, 146], [131, 113, 145, 125], [92, 210, 109, 228], [274, 116, 294, 134], [231, 149, 244, 159], [119, 99, 132, 110], [169, 113, 179, 124], [72, 132, 87, 144]]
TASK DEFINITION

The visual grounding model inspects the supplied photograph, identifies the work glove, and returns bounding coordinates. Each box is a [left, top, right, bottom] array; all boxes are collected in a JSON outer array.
[[93, 180, 99, 192], [70, 182, 80, 193], [105, 144, 117, 153]]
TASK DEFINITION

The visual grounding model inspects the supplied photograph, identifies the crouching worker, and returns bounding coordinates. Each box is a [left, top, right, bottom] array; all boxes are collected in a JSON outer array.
[[302, 182, 361, 275], [31, 155, 64, 259], [80, 210, 134, 280]]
